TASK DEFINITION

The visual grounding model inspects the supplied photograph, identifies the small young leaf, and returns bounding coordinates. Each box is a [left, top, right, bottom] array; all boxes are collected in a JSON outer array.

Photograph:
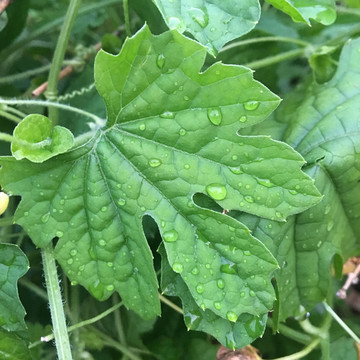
[[265, 0, 336, 25], [0, 26, 321, 320], [0, 244, 29, 335], [152, 0, 260, 55], [11, 114, 74, 163]]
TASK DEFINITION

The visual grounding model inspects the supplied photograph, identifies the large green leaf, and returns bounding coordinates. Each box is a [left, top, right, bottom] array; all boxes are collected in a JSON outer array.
[[160, 245, 267, 350], [237, 38, 360, 323], [151, 0, 260, 55], [0, 244, 29, 335], [265, 0, 336, 25], [0, 328, 32, 360], [0, 26, 321, 321]]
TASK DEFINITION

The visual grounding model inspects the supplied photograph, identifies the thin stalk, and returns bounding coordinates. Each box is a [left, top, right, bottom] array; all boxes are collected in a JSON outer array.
[[244, 48, 305, 69], [266, 338, 321, 360], [19, 277, 48, 302], [4, 105, 27, 119], [41, 241, 73, 360], [112, 294, 128, 360], [0, 99, 103, 124], [45, 0, 82, 125], [29, 301, 124, 349], [159, 294, 183, 314], [123, 0, 131, 36], [322, 302, 360, 344], [0, 110, 22, 123], [299, 319, 327, 339], [336, 6, 360, 16], [220, 36, 310, 53], [0, 60, 83, 85], [0, 132, 14, 143], [267, 318, 312, 345]]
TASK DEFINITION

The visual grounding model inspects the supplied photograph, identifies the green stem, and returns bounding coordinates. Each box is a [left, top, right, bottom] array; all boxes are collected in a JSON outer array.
[[0, 99, 103, 124], [0, 60, 83, 85], [19, 277, 48, 302], [220, 36, 310, 53], [29, 300, 124, 349], [123, 0, 131, 36], [0, 132, 14, 143], [299, 319, 327, 339], [41, 241, 73, 360], [244, 48, 305, 69], [266, 338, 321, 360], [322, 301, 360, 344], [159, 294, 183, 314], [267, 318, 312, 345], [112, 295, 128, 360], [336, 5, 360, 16], [0, 110, 22, 123], [45, 0, 82, 125], [4, 106, 27, 119]]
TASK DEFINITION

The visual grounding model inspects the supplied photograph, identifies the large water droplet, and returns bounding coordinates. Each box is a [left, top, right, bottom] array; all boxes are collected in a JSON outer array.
[[191, 266, 199, 275], [70, 249, 77, 256], [190, 7, 209, 28], [118, 198, 126, 206], [56, 230, 64, 238], [220, 263, 236, 275], [160, 111, 175, 119], [196, 283, 205, 294], [41, 212, 50, 223], [244, 100, 260, 111], [172, 262, 184, 273], [156, 54, 166, 69], [256, 177, 275, 188], [214, 301, 222, 310], [149, 158, 162, 167], [163, 229, 178, 243], [226, 311, 238, 322], [229, 166, 243, 174], [206, 183, 227, 201], [244, 195, 254, 203], [217, 279, 225, 289], [249, 290, 256, 297], [179, 128, 186, 136], [207, 107, 222, 125]]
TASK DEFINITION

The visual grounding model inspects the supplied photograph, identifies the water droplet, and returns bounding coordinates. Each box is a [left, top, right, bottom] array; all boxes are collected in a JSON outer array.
[[184, 164, 190, 169], [191, 267, 199, 275], [99, 239, 106, 247], [240, 291, 245, 297], [101, 206, 107, 212], [160, 111, 175, 119], [256, 177, 275, 188], [56, 230, 64, 238], [60, 199, 65, 205], [295, 185, 301, 190], [207, 107, 222, 125], [249, 290, 255, 297], [71, 281, 78, 286], [244, 100, 260, 111], [245, 184, 251, 190], [167, 16, 186, 32], [196, 283, 205, 294], [67, 258, 73, 265], [116, 184, 122, 189], [118, 198, 126, 206], [156, 54, 165, 69], [226, 311, 238, 322], [239, 115, 247, 123], [228, 226, 235, 232], [200, 303, 206, 311], [107, 262, 113, 267], [190, 7, 209, 28], [179, 128, 186, 135], [217, 279, 225, 289], [172, 262, 183, 273], [24, 211, 29, 216], [41, 212, 50, 223], [220, 264, 236, 275], [231, 155, 238, 161], [139, 123, 146, 131], [163, 229, 178, 243], [282, 260, 288, 268], [327, 221, 334, 231], [149, 158, 162, 167], [289, 189, 297, 195], [187, 200, 194, 208], [106, 285, 114, 291], [244, 195, 254, 203], [184, 96, 189, 101], [229, 166, 243, 174], [214, 301, 222, 310], [206, 183, 227, 201], [161, 220, 166, 228], [244, 250, 251, 256], [324, 205, 331, 215], [275, 211, 282, 218]]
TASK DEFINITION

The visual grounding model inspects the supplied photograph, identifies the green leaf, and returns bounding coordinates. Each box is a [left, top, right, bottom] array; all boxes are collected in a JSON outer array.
[[0, 26, 321, 321], [265, 0, 336, 25], [236, 38, 360, 323], [0, 244, 29, 335], [0, 328, 32, 360], [151, 0, 260, 55], [11, 114, 74, 163], [160, 245, 267, 349]]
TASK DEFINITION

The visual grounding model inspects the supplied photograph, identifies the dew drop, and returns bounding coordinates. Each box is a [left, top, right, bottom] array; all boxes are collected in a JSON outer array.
[[220, 264, 236, 275], [60, 199, 65, 205], [217, 279, 225, 289], [244, 100, 260, 111], [240, 291, 245, 297], [206, 183, 227, 201], [107, 262, 113, 267], [184, 96, 189, 101], [167, 16, 186, 32], [244, 250, 251, 256], [196, 283, 205, 294], [200, 303, 206, 311], [163, 229, 178, 243], [239, 115, 247, 123], [101, 206, 107, 212], [231, 155, 238, 161], [214, 301, 222, 310], [156, 54, 166, 69], [191, 267, 199, 275], [207, 107, 222, 125], [71, 281, 78, 286], [275, 211, 282, 218], [289, 189, 297, 195], [249, 290, 256, 297], [56, 230, 64, 238], [41, 212, 50, 223], [226, 311, 238, 322], [190, 7, 209, 28], [99, 239, 106, 247], [149, 158, 162, 167], [106, 285, 115, 291], [139, 123, 146, 131], [160, 111, 175, 119], [118, 199, 126, 206], [179, 128, 186, 136], [228, 226, 235, 232], [172, 262, 184, 273], [184, 164, 190, 169], [24, 211, 29, 216], [229, 166, 243, 174], [327, 221, 334, 231], [67, 258, 73, 265], [244, 195, 254, 203], [256, 177, 275, 188]]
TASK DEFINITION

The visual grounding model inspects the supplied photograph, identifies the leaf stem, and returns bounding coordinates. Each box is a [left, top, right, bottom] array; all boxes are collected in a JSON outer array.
[[0, 132, 14, 143], [123, 0, 131, 36], [220, 36, 310, 53], [45, 0, 82, 125], [265, 338, 320, 360], [267, 318, 312, 345], [0, 98, 104, 124], [0, 109, 22, 123], [19, 277, 48, 302], [112, 295, 128, 358], [159, 293, 183, 314], [41, 241, 73, 360], [244, 48, 305, 70], [322, 301, 360, 344]]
